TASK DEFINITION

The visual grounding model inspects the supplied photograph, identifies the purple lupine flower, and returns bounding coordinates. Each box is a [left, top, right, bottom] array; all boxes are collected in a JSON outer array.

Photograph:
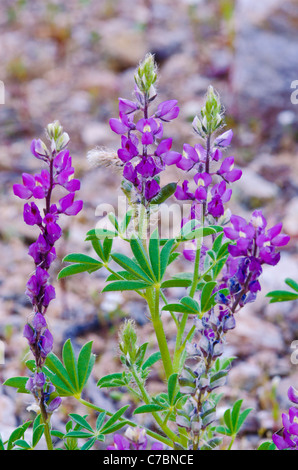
[[194, 173, 212, 201], [47, 396, 62, 413], [288, 386, 298, 405], [31, 139, 49, 160], [32, 313, 47, 332], [119, 98, 139, 115], [13, 173, 46, 200], [273, 407, 298, 450], [118, 136, 139, 163], [109, 113, 136, 135], [217, 157, 242, 183], [23, 202, 42, 226], [155, 100, 179, 122], [176, 144, 199, 171], [214, 129, 233, 148], [155, 138, 181, 166], [58, 193, 83, 216], [175, 181, 195, 201], [145, 179, 160, 201], [136, 118, 162, 145], [123, 163, 140, 187], [107, 55, 181, 204], [107, 434, 130, 450], [107, 428, 164, 451], [207, 181, 232, 219], [15, 122, 82, 419]]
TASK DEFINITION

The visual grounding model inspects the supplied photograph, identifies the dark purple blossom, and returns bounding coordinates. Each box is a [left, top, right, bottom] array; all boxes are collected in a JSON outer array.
[[155, 100, 179, 122], [14, 122, 82, 418], [214, 130, 233, 148], [23, 202, 42, 226], [217, 157, 242, 183]]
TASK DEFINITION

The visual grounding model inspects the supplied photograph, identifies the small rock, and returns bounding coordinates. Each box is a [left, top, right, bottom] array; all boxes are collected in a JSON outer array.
[[228, 362, 263, 391], [227, 312, 284, 356], [81, 122, 114, 147], [0, 394, 17, 427], [283, 197, 298, 237], [234, 168, 279, 206]]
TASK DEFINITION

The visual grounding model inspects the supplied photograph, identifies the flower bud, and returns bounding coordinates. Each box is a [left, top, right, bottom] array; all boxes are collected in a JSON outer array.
[[134, 54, 157, 95], [119, 320, 138, 364], [46, 121, 70, 153]]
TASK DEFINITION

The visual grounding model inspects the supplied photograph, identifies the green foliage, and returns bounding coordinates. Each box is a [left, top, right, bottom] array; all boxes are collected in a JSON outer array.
[[215, 399, 253, 439], [43, 340, 95, 398], [58, 254, 103, 279], [257, 441, 277, 450], [266, 278, 298, 303]]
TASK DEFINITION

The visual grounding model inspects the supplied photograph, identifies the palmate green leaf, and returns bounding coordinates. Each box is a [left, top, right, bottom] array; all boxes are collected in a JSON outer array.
[[77, 341, 96, 391], [32, 424, 45, 449], [200, 281, 217, 313], [142, 351, 162, 371], [231, 399, 243, 431], [85, 228, 117, 240], [266, 290, 298, 303], [103, 237, 113, 261], [149, 229, 160, 281], [162, 303, 198, 314], [65, 431, 94, 439], [160, 239, 176, 279], [111, 253, 153, 283], [44, 353, 76, 397], [181, 296, 200, 313], [58, 263, 102, 280], [91, 239, 105, 261], [102, 280, 151, 292], [14, 440, 31, 450], [168, 373, 178, 406], [150, 182, 177, 205], [63, 253, 103, 265], [120, 209, 134, 234], [81, 437, 97, 450], [130, 235, 156, 281], [258, 441, 276, 450], [161, 279, 192, 289], [62, 339, 79, 391], [285, 278, 298, 292], [97, 373, 124, 388], [101, 421, 130, 435], [96, 412, 106, 431], [106, 271, 138, 282], [133, 404, 166, 415], [69, 414, 94, 433], [0, 435, 4, 451], [7, 421, 32, 450], [4, 376, 30, 394], [108, 213, 119, 232], [236, 408, 253, 434], [101, 405, 130, 432], [45, 340, 95, 397]]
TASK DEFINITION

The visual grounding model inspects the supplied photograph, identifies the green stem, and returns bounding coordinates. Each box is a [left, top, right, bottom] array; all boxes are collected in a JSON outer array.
[[130, 366, 182, 447], [77, 397, 172, 448], [173, 247, 201, 372], [148, 287, 173, 379], [227, 435, 236, 451], [39, 402, 53, 451]]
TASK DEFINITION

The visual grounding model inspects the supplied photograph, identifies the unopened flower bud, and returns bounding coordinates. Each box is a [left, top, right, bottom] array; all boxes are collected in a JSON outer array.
[[134, 54, 157, 95], [119, 320, 138, 364]]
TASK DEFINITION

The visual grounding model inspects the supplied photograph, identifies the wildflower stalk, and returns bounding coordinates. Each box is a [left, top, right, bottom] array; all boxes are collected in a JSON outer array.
[[77, 397, 176, 448], [147, 287, 173, 379]]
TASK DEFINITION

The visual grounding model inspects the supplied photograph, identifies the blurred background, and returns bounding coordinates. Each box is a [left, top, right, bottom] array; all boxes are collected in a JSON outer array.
[[0, 0, 297, 449]]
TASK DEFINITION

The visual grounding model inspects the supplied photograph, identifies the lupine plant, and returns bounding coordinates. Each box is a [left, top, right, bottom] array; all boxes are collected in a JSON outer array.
[[2, 54, 293, 451]]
